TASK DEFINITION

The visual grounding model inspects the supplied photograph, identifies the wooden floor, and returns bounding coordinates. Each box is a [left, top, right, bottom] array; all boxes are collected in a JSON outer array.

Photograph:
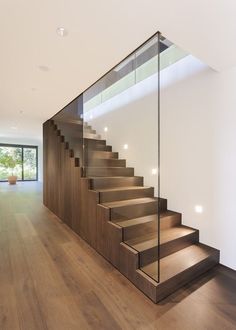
[[0, 182, 236, 330]]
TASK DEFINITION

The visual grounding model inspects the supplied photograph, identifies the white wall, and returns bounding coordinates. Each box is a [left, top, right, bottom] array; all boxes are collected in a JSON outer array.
[[87, 56, 236, 270], [0, 137, 43, 181]]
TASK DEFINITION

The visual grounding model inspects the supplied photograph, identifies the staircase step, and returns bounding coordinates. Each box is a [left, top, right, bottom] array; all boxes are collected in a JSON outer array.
[[125, 226, 199, 266], [84, 127, 96, 134], [98, 186, 154, 203], [88, 151, 118, 159], [115, 211, 181, 235], [102, 197, 167, 220], [84, 133, 101, 140], [90, 176, 144, 189], [87, 158, 126, 167], [94, 145, 112, 151], [54, 119, 83, 127], [84, 139, 112, 151], [86, 167, 134, 177], [140, 243, 219, 301]]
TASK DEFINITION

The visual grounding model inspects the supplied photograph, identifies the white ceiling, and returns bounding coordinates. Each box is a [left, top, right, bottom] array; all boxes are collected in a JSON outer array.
[[1, 0, 236, 140]]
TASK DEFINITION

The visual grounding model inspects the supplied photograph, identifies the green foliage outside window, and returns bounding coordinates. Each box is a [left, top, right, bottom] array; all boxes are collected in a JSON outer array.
[[0, 146, 37, 181]]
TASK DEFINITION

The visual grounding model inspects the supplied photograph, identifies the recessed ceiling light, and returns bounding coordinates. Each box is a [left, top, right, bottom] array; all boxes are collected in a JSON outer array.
[[38, 65, 50, 72], [104, 127, 108, 132], [123, 144, 128, 150], [56, 27, 68, 37]]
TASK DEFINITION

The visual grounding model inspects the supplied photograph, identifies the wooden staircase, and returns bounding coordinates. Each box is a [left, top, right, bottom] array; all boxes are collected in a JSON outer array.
[[48, 119, 220, 303]]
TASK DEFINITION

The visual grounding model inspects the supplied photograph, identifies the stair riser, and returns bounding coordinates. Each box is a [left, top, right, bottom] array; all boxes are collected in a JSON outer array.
[[84, 133, 101, 140], [84, 128, 96, 134], [160, 213, 182, 230], [86, 167, 134, 177], [90, 176, 144, 189], [84, 139, 106, 146], [55, 121, 83, 132], [111, 200, 167, 221], [140, 231, 199, 267], [156, 251, 220, 302], [87, 159, 126, 167], [58, 125, 99, 139], [88, 151, 118, 159], [100, 187, 154, 203], [123, 213, 181, 241], [94, 145, 112, 152], [124, 220, 157, 241], [53, 119, 83, 126], [84, 140, 112, 152]]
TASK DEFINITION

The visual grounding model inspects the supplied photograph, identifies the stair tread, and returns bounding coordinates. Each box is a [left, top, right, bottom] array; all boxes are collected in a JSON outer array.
[[97, 186, 150, 192], [102, 197, 157, 208], [125, 226, 197, 252], [141, 243, 218, 282], [115, 211, 178, 227]]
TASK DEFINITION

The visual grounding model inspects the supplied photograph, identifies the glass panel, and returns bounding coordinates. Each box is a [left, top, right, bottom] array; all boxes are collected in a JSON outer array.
[[136, 35, 158, 83], [83, 35, 161, 281], [159, 36, 190, 283], [0, 146, 22, 181], [23, 148, 37, 180]]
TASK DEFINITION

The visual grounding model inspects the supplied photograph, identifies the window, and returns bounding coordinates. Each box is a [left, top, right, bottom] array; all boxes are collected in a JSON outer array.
[[0, 144, 38, 182]]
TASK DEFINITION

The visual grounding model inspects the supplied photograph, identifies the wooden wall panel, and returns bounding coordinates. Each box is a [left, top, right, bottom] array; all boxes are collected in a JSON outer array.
[[43, 119, 157, 301], [43, 120, 82, 231]]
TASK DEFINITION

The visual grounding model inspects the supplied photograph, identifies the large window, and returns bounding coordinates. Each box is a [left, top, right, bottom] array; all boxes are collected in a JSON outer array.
[[0, 144, 38, 181]]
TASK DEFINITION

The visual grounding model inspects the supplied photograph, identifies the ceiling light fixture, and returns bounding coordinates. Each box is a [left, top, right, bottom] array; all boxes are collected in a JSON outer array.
[[38, 65, 50, 72], [56, 27, 68, 37], [123, 144, 128, 150]]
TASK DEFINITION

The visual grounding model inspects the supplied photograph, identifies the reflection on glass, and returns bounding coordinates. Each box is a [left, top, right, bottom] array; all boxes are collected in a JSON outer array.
[[0, 146, 22, 181], [0, 145, 38, 182], [83, 36, 188, 114], [23, 148, 37, 180]]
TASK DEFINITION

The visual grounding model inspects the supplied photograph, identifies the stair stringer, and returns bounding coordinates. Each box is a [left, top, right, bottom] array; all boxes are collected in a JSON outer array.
[[95, 202, 158, 302]]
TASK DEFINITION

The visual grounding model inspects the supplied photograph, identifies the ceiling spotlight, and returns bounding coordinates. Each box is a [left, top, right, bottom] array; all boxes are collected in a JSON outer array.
[[38, 65, 50, 72], [104, 127, 108, 132], [56, 27, 68, 37], [123, 144, 128, 150]]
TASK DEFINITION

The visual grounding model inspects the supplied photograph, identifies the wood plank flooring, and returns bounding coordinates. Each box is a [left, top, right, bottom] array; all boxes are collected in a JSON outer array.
[[0, 182, 236, 330]]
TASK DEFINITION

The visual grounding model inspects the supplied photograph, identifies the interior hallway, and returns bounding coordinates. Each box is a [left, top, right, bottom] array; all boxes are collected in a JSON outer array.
[[0, 182, 235, 330]]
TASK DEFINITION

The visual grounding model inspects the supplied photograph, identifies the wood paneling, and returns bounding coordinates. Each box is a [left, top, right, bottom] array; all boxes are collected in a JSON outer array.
[[43, 119, 220, 304], [43, 120, 82, 233]]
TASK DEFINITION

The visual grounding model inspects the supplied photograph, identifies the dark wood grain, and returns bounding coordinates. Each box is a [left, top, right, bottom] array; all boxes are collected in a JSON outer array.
[[0, 182, 235, 329], [43, 119, 220, 303]]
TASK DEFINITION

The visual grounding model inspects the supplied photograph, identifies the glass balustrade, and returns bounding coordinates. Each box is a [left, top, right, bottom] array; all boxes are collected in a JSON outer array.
[[50, 32, 189, 283]]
